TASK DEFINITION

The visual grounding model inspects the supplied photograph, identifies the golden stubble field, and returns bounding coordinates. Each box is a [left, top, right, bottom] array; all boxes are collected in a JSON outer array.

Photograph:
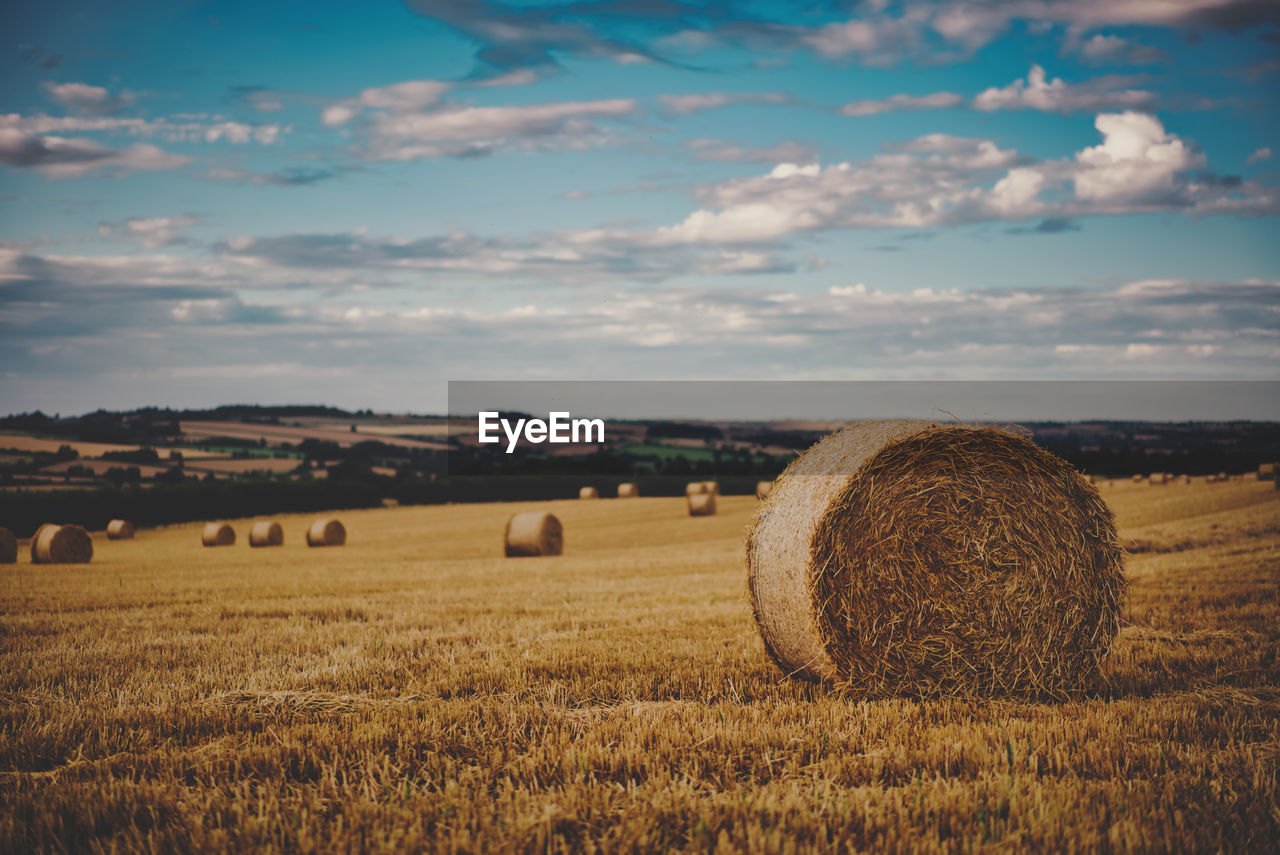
[[2, 481, 1278, 853]]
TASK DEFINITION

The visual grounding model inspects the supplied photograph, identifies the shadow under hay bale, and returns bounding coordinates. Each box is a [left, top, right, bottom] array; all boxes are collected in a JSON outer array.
[[747, 420, 1125, 698], [249, 521, 284, 548], [578, 486, 599, 500], [202, 523, 235, 547], [306, 519, 346, 547], [32, 524, 93, 564], [617, 483, 639, 498], [687, 492, 716, 517], [106, 519, 135, 540], [0, 528, 15, 564], [504, 512, 563, 557]]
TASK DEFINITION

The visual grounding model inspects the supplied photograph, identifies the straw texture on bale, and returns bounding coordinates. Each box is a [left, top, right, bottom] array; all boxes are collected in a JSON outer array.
[[617, 483, 639, 498], [756, 480, 774, 499], [687, 492, 716, 517], [202, 523, 235, 547], [249, 521, 284, 548], [32, 524, 93, 564], [30, 524, 56, 561], [747, 420, 1125, 698], [306, 519, 346, 547], [106, 519, 135, 540], [578, 487, 599, 500], [504, 512, 563, 557], [0, 528, 15, 564], [701, 481, 720, 495], [686, 482, 708, 496]]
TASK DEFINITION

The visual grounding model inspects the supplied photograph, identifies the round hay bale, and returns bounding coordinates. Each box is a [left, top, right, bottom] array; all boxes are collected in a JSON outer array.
[[747, 420, 1124, 697], [686, 482, 708, 496], [504, 512, 563, 557], [701, 480, 720, 495], [617, 482, 639, 498], [579, 486, 599, 500], [106, 519, 135, 540], [306, 518, 346, 547], [0, 527, 16, 564], [30, 523, 57, 561], [32, 524, 93, 564], [202, 523, 235, 547], [756, 480, 774, 499], [1131, 473, 1143, 482], [248, 521, 284, 548], [687, 492, 716, 517]]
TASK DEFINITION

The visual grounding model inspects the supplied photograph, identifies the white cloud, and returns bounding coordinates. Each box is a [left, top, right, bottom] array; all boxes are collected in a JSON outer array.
[[1072, 111, 1202, 205], [41, 82, 134, 115], [0, 128, 191, 178], [98, 215, 200, 248], [973, 65, 1155, 113], [685, 138, 818, 164], [1247, 147, 1272, 165], [322, 80, 451, 126], [841, 91, 963, 116], [658, 91, 788, 115]]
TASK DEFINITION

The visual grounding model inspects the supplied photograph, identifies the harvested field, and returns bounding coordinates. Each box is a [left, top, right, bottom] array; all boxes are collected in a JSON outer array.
[[186, 458, 302, 475], [0, 434, 143, 458], [0, 482, 1277, 852], [179, 420, 449, 451]]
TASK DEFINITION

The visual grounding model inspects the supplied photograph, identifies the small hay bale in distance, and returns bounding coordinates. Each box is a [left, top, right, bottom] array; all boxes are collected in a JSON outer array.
[[106, 519, 135, 540], [756, 480, 774, 499], [617, 482, 639, 498], [504, 512, 563, 557], [747, 420, 1125, 698], [579, 486, 599, 500], [202, 523, 235, 547], [248, 521, 284, 548], [0, 528, 16, 564], [30, 523, 57, 561], [701, 480, 720, 495], [32, 524, 93, 564], [685, 482, 707, 496], [306, 518, 346, 547], [687, 492, 716, 517], [1259, 462, 1277, 481]]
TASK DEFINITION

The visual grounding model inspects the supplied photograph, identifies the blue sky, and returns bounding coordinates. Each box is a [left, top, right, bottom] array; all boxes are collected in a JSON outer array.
[[1, 0, 1278, 414]]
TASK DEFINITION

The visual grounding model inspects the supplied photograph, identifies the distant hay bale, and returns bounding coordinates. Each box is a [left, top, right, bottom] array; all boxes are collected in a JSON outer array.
[[0, 528, 15, 564], [504, 512, 563, 557], [1148, 473, 1168, 485], [202, 523, 236, 547], [1217, 471, 1228, 483], [757, 480, 774, 499], [32, 524, 93, 564], [30, 523, 57, 561], [617, 483, 639, 498], [702, 480, 720, 495], [248, 521, 284, 548], [1131, 474, 1143, 482], [1179, 474, 1191, 485], [1259, 463, 1277, 481], [306, 519, 346, 547], [687, 492, 716, 517], [747, 420, 1125, 697], [686, 482, 708, 496], [579, 486, 599, 500], [106, 519, 135, 540]]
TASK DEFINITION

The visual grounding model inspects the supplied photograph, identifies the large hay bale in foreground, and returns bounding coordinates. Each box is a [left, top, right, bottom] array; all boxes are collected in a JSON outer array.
[[249, 521, 284, 548], [504, 512, 563, 557], [32, 524, 93, 564], [579, 486, 599, 500], [306, 519, 346, 547], [747, 420, 1124, 697], [202, 523, 235, 547], [617, 482, 639, 498], [106, 519, 135, 540], [756, 480, 774, 499], [0, 528, 15, 564], [687, 493, 716, 517]]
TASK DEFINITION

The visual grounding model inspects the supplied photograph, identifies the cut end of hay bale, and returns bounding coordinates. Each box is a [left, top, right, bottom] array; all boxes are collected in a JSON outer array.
[[249, 521, 284, 548], [747, 420, 1125, 699], [687, 492, 716, 517], [617, 482, 639, 498], [756, 481, 774, 499], [579, 486, 599, 500], [202, 522, 236, 547], [0, 528, 16, 564], [685, 482, 706, 496], [32, 524, 93, 564], [306, 519, 346, 547], [106, 519, 135, 540], [504, 512, 563, 557]]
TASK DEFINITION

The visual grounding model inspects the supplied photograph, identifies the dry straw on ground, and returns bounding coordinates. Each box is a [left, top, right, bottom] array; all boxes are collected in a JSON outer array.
[[687, 493, 716, 517], [756, 480, 774, 499], [31, 524, 93, 564], [106, 520, 134, 540], [0, 527, 15, 564], [578, 487, 599, 500], [503, 512, 563, 557], [249, 521, 284, 548], [201, 523, 235, 547], [617, 483, 638, 498], [747, 420, 1125, 698], [306, 519, 346, 547]]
